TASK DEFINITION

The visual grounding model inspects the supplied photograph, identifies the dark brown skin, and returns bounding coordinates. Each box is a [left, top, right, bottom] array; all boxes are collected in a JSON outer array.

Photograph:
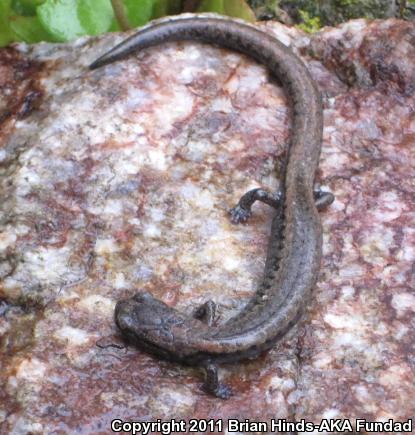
[[90, 15, 334, 399]]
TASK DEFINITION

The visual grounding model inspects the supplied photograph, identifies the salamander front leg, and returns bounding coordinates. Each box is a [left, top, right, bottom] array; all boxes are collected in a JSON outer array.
[[230, 188, 282, 223], [313, 184, 335, 210], [230, 184, 334, 223], [201, 362, 232, 399]]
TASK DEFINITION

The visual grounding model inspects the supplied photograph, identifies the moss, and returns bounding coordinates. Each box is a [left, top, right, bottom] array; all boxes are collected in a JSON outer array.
[[313, 0, 399, 24], [297, 9, 322, 32], [248, 0, 412, 31]]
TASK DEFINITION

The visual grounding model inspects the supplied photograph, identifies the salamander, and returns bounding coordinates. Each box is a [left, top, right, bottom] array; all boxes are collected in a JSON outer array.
[[90, 15, 334, 399]]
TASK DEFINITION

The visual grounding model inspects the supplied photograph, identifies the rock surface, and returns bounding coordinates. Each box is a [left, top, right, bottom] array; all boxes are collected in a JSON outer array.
[[0, 16, 414, 434]]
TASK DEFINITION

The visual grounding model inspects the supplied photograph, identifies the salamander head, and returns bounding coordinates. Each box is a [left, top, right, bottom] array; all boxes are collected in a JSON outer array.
[[114, 291, 187, 358]]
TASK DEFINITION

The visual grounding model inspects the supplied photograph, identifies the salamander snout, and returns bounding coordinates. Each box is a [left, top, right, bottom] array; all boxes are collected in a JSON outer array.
[[115, 291, 161, 332]]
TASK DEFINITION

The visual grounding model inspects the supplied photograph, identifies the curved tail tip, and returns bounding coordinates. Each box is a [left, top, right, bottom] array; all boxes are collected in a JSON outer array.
[[89, 58, 103, 70]]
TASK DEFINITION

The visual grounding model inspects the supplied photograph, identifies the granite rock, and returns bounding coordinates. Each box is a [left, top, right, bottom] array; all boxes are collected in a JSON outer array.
[[0, 16, 414, 434]]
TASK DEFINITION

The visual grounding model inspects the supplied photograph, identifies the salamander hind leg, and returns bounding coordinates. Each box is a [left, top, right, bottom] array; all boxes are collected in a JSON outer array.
[[230, 187, 282, 224], [193, 300, 217, 327], [201, 362, 232, 399]]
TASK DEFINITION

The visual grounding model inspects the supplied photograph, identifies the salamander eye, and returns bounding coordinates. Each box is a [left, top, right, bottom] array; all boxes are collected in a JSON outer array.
[[132, 291, 154, 304]]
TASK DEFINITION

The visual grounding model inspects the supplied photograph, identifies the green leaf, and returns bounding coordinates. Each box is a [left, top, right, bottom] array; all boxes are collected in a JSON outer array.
[[197, 0, 255, 22], [77, 0, 113, 34], [150, 0, 167, 18], [9, 14, 50, 42], [149, 0, 181, 20], [113, 0, 177, 29], [123, 0, 154, 27], [108, 16, 120, 31], [37, 0, 114, 42], [165, 0, 181, 15], [11, 0, 45, 16], [197, 0, 224, 14], [0, 0, 15, 46], [224, 0, 256, 22]]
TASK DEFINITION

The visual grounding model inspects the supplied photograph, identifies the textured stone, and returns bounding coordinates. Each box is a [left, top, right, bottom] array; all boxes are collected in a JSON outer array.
[[0, 16, 414, 433]]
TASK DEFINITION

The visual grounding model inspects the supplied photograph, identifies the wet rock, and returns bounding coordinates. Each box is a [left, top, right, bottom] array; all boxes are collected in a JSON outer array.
[[0, 16, 414, 433]]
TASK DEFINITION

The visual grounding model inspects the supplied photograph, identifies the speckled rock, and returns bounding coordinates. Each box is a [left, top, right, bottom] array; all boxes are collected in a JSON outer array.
[[0, 16, 414, 434]]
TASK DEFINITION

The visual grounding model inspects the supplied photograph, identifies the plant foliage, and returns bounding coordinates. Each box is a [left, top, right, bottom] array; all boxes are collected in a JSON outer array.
[[0, 0, 256, 47]]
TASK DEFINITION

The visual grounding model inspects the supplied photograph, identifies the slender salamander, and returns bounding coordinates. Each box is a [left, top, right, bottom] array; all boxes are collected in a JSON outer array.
[[90, 15, 334, 399]]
